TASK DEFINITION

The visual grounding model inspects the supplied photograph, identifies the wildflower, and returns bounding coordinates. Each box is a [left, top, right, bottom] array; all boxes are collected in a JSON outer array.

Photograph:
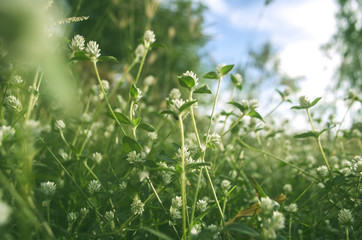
[[172, 196, 182, 208], [148, 132, 158, 141], [317, 165, 328, 177], [135, 44, 145, 60], [11, 75, 23, 84], [143, 30, 156, 48], [249, 99, 259, 110], [208, 133, 221, 145], [283, 184, 292, 193], [91, 152, 102, 164], [139, 171, 149, 182], [179, 70, 199, 87], [101, 80, 110, 93], [144, 75, 156, 86], [285, 203, 298, 213], [216, 63, 226, 75], [169, 98, 185, 114], [80, 207, 89, 217], [54, 120, 65, 131], [168, 88, 181, 100], [40, 181, 56, 197], [221, 179, 231, 193], [197, 199, 208, 212], [67, 212, 78, 223], [233, 73, 243, 87], [298, 96, 311, 108], [126, 151, 144, 164], [0, 125, 15, 146], [81, 113, 92, 123], [260, 197, 279, 213], [131, 195, 144, 215], [87, 180, 101, 194], [4, 95, 22, 112], [170, 206, 181, 220], [162, 173, 172, 184], [85, 41, 101, 62], [338, 209, 353, 226], [119, 181, 127, 190], [104, 210, 115, 221], [69, 35, 85, 52], [269, 211, 285, 230]]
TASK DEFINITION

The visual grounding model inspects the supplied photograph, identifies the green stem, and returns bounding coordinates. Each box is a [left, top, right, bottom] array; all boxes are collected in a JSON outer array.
[[220, 87, 236, 135], [288, 215, 292, 240], [264, 100, 283, 119], [178, 114, 188, 240], [205, 77, 222, 141], [134, 48, 149, 86], [25, 67, 40, 121], [306, 108, 316, 132], [221, 113, 245, 138], [345, 226, 349, 240]]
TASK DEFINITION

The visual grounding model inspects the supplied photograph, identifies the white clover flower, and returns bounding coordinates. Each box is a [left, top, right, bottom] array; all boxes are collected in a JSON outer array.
[[283, 184, 292, 193], [131, 195, 144, 215], [139, 171, 149, 182], [0, 193, 11, 226], [101, 80, 110, 92], [148, 132, 158, 141], [67, 212, 79, 223], [249, 99, 259, 110], [299, 96, 311, 108], [80, 207, 89, 217], [104, 210, 115, 221], [171, 196, 182, 208], [69, 35, 85, 52], [11, 75, 23, 84], [180, 70, 199, 87], [91, 152, 102, 164], [260, 197, 279, 213], [317, 165, 328, 177], [170, 98, 185, 114], [143, 30, 156, 48], [221, 179, 231, 193], [4, 95, 22, 112], [269, 211, 285, 230], [197, 199, 208, 212], [85, 41, 101, 62], [40, 181, 56, 197], [126, 151, 144, 164], [285, 203, 298, 213], [169, 88, 181, 100], [54, 120, 65, 131], [338, 209, 353, 226], [87, 180, 101, 194], [170, 206, 181, 220]]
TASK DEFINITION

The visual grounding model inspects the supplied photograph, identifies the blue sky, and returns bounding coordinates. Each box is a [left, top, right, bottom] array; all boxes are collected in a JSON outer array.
[[198, 0, 359, 129]]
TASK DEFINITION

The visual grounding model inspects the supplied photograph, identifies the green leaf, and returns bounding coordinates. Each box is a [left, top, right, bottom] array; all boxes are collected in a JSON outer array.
[[226, 223, 260, 237], [294, 131, 317, 139], [276, 89, 284, 99], [160, 109, 175, 115], [231, 74, 242, 90], [251, 177, 267, 199], [310, 97, 322, 107], [220, 64, 234, 76], [156, 154, 176, 164], [106, 111, 131, 125], [98, 56, 118, 62], [141, 227, 173, 240], [203, 71, 219, 79], [138, 122, 155, 132], [150, 43, 168, 50], [133, 117, 141, 127], [129, 84, 139, 100], [122, 135, 142, 153], [228, 101, 248, 113], [179, 100, 198, 113], [194, 83, 212, 94], [69, 144, 80, 156], [178, 75, 195, 89], [291, 106, 303, 110], [69, 51, 90, 61], [247, 110, 264, 122]]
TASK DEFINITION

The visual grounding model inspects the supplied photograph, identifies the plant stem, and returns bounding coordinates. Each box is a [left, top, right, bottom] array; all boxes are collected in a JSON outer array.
[[221, 113, 245, 138], [25, 67, 41, 121], [205, 77, 222, 141], [178, 114, 188, 240], [134, 48, 149, 86], [345, 226, 349, 240]]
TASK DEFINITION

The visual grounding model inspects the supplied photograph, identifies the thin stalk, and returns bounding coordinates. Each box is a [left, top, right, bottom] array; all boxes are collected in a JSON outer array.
[[221, 113, 245, 138], [92, 61, 126, 135], [220, 87, 236, 135], [205, 77, 222, 141], [264, 100, 283, 119], [25, 67, 40, 121], [288, 214, 292, 240], [134, 48, 149, 86], [345, 226, 349, 240], [178, 114, 188, 240]]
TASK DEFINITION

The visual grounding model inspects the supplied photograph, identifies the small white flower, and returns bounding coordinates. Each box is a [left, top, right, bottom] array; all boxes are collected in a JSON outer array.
[[197, 199, 208, 212], [260, 197, 279, 213], [148, 132, 158, 141], [91, 152, 102, 164], [40, 181, 56, 197], [69, 35, 85, 52], [249, 99, 259, 110], [131, 195, 144, 215], [135, 44, 145, 60], [170, 206, 181, 220], [85, 41, 101, 62], [144, 75, 156, 86], [4, 95, 22, 112], [299, 96, 311, 108], [104, 210, 115, 221], [317, 166, 328, 177], [216, 63, 226, 74], [11, 75, 23, 84], [171, 196, 182, 208], [338, 209, 353, 226], [87, 180, 101, 194], [221, 179, 231, 193], [180, 70, 199, 87], [126, 151, 144, 164], [283, 184, 292, 193], [169, 88, 181, 100], [0, 194, 11, 226], [143, 30, 156, 48], [284, 203, 298, 213], [67, 212, 78, 223], [170, 98, 185, 113], [139, 171, 149, 182], [55, 120, 65, 131], [119, 181, 127, 190], [101, 80, 110, 92], [80, 207, 89, 217], [269, 211, 285, 230]]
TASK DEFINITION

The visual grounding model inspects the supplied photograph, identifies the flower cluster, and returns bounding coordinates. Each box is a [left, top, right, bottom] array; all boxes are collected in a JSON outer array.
[[131, 195, 144, 215]]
